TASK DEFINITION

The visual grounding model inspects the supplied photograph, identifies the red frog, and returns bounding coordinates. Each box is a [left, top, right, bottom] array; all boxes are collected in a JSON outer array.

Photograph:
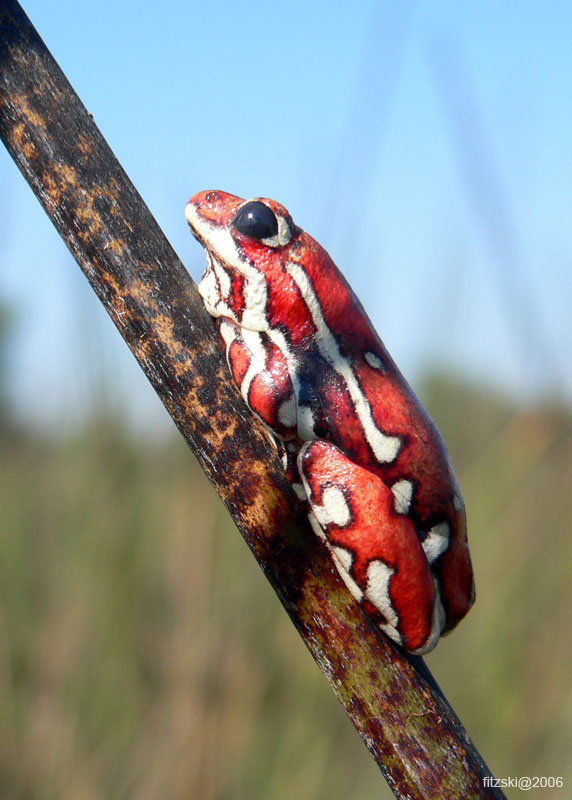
[[186, 190, 475, 654]]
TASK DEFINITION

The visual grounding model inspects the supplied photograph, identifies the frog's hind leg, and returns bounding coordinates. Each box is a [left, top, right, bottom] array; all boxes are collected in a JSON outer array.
[[298, 439, 443, 654]]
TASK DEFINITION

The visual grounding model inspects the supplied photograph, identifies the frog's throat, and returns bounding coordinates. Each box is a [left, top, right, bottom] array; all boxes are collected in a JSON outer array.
[[197, 250, 270, 333]]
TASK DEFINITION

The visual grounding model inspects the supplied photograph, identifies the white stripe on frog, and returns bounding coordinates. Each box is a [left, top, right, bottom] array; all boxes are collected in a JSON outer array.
[[285, 261, 401, 465]]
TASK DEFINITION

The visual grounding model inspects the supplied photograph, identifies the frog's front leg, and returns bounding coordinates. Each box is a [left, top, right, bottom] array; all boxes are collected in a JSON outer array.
[[216, 318, 297, 441], [298, 440, 443, 655]]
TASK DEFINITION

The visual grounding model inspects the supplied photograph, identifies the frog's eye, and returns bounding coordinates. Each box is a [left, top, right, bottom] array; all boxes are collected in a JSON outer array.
[[232, 201, 278, 240], [232, 200, 292, 247]]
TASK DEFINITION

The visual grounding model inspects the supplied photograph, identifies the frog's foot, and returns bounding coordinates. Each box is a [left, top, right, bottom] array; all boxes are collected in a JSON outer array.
[[298, 439, 445, 654]]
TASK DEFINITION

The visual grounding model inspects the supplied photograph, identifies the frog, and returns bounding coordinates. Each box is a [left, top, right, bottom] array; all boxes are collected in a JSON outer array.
[[186, 190, 475, 654]]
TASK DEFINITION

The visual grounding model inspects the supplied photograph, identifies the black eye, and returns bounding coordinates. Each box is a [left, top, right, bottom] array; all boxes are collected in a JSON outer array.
[[232, 201, 278, 240]]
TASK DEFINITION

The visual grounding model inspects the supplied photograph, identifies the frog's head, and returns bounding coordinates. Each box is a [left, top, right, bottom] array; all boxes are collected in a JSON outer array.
[[186, 190, 301, 332]]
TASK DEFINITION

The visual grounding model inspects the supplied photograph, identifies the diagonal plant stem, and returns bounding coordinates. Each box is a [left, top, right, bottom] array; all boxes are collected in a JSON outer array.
[[0, 2, 506, 798]]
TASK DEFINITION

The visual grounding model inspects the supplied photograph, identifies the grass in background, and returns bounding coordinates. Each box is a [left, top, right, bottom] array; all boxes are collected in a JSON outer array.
[[0, 375, 571, 799]]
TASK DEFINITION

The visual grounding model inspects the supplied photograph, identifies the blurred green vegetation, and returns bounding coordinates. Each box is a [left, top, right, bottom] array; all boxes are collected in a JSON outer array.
[[0, 374, 571, 799]]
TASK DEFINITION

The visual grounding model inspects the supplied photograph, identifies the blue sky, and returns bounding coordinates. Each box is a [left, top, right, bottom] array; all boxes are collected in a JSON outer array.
[[1, 0, 571, 431]]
